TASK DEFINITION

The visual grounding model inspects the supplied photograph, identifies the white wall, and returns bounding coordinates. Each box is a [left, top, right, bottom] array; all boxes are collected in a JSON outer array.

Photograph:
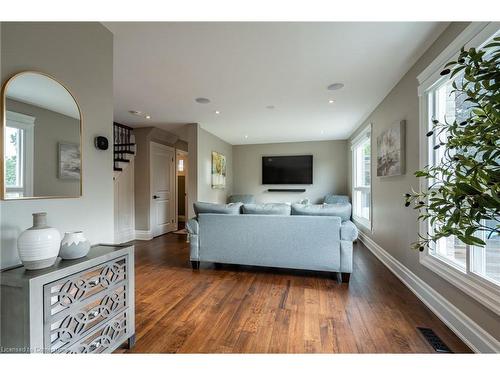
[[0, 22, 114, 269], [197, 126, 233, 204], [114, 160, 135, 243], [348, 22, 500, 341], [233, 140, 347, 204]]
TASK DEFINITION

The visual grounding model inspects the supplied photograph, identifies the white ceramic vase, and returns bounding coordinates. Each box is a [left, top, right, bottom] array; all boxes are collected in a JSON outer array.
[[17, 212, 61, 270], [59, 231, 91, 260]]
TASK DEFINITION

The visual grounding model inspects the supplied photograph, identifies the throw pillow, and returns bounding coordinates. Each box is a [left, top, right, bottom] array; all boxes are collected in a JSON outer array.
[[193, 202, 242, 216], [291, 203, 351, 221], [242, 203, 291, 215], [324, 194, 350, 204]]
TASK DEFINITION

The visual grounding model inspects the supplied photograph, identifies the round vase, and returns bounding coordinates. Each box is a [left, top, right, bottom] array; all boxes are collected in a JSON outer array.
[[17, 212, 61, 270], [59, 231, 91, 260]]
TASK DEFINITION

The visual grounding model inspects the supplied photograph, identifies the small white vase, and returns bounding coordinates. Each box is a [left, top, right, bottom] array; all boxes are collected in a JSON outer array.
[[17, 212, 61, 270], [59, 231, 91, 260]]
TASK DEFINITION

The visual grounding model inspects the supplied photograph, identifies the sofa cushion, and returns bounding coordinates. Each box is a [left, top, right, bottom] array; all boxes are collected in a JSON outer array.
[[324, 194, 350, 204], [341, 220, 358, 241], [193, 202, 242, 216], [242, 203, 291, 215], [227, 194, 255, 204], [291, 203, 351, 221]]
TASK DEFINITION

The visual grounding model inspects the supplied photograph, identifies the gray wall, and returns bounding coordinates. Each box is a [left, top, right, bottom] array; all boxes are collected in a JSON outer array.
[[197, 126, 233, 204], [6, 99, 80, 197], [348, 22, 500, 341], [133, 128, 150, 231], [0, 22, 114, 269], [233, 140, 347, 204]]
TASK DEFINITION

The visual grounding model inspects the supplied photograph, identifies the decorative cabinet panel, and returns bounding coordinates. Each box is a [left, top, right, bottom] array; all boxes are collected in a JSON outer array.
[[0, 245, 135, 354], [46, 283, 128, 352], [44, 256, 127, 319], [63, 310, 129, 354]]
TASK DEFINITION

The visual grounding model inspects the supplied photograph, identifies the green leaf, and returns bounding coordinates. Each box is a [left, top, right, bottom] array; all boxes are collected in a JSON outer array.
[[457, 235, 486, 247]]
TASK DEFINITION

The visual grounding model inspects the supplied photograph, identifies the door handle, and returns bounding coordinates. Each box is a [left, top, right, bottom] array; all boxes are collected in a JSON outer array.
[[153, 195, 159, 199]]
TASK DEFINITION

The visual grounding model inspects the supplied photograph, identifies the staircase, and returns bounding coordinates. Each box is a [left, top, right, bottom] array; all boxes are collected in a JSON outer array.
[[113, 122, 136, 179]]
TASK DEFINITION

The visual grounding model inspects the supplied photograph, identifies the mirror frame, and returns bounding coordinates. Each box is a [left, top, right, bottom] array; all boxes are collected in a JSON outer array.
[[0, 71, 83, 200]]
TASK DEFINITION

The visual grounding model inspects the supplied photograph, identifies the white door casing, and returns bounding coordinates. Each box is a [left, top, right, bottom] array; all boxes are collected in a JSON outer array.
[[150, 142, 176, 237]]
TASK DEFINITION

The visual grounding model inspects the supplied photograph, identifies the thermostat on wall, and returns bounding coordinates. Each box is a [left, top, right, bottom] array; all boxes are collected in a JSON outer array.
[[94, 136, 109, 150]]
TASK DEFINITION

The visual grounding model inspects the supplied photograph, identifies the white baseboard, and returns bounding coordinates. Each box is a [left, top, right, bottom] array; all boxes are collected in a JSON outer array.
[[357, 231, 500, 353], [115, 228, 135, 244], [135, 230, 154, 241]]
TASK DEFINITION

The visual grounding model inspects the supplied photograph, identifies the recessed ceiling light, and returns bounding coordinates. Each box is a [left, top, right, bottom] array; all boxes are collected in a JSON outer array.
[[266, 105, 275, 110], [328, 99, 334, 104], [215, 110, 220, 115], [195, 97, 211, 104], [327, 83, 344, 91], [145, 115, 151, 119], [244, 135, 248, 139]]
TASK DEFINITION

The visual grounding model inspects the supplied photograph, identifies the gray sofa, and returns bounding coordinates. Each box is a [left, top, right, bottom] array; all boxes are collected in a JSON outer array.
[[186, 199, 358, 282]]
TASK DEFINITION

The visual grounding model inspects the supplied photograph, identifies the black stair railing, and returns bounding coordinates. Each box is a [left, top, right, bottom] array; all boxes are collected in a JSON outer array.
[[113, 122, 134, 171]]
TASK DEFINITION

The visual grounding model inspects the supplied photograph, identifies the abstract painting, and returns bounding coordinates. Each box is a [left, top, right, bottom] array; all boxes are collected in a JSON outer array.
[[59, 142, 81, 180], [376, 120, 405, 177], [211, 151, 226, 189]]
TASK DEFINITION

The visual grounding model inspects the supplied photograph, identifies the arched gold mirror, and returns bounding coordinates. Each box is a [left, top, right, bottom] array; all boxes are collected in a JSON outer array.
[[1, 72, 82, 200]]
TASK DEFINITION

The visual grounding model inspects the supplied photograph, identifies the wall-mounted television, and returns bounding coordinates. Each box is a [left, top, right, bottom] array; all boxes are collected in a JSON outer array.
[[262, 155, 313, 185]]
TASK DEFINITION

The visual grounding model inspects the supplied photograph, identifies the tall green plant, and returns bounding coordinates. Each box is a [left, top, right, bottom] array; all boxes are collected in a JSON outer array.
[[405, 38, 500, 251]]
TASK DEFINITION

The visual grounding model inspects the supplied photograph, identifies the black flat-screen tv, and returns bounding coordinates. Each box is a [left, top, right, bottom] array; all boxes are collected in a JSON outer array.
[[262, 155, 313, 184]]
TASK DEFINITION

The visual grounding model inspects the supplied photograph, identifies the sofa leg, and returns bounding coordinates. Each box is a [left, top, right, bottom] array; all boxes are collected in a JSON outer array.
[[191, 261, 200, 270], [341, 272, 350, 283]]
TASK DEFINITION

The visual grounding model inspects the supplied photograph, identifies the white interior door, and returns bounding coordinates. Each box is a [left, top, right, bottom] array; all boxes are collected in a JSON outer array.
[[150, 142, 176, 237]]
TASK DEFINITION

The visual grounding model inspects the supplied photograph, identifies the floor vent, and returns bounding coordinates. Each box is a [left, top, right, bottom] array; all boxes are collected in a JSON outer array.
[[417, 327, 453, 353]]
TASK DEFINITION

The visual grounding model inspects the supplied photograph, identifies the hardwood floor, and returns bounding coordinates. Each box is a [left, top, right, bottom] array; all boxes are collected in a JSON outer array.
[[117, 233, 472, 353]]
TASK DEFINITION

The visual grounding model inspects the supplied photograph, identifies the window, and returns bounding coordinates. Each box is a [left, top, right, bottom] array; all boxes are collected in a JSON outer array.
[[427, 77, 470, 271], [418, 22, 500, 314], [472, 219, 500, 284], [351, 124, 371, 229], [5, 126, 24, 198], [4, 111, 35, 198]]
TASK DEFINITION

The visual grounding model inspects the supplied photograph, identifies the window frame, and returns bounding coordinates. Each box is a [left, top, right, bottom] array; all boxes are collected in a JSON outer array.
[[5, 111, 35, 198], [417, 22, 500, 315], [351, 123, 372, 231]]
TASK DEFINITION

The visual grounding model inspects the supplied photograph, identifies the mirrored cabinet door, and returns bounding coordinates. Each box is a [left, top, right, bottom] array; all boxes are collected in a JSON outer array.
[[1, 71, 82, 200]]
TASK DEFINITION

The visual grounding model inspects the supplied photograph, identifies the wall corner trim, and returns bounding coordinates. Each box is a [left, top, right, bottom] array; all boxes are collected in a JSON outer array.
[[357, 231, 500, 353], [135, 230, 154, 241], [417, 22, 498, 89]]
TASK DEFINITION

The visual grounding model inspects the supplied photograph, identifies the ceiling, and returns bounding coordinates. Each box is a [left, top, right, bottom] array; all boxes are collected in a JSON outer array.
[[105, 22, 448, 145], [7, 72, 80, 119]]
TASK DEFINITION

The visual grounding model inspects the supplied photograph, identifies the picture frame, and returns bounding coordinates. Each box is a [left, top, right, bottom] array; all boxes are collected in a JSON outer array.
[[376, 120, 406, 177], [58, 142, 81, 180], [211, 151, 226, 189]]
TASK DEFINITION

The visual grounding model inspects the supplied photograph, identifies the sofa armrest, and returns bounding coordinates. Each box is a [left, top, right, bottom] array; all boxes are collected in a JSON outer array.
[[186, 218, 199, 235], [341, 220, 358, 241], [186, 218, 199, 260]]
